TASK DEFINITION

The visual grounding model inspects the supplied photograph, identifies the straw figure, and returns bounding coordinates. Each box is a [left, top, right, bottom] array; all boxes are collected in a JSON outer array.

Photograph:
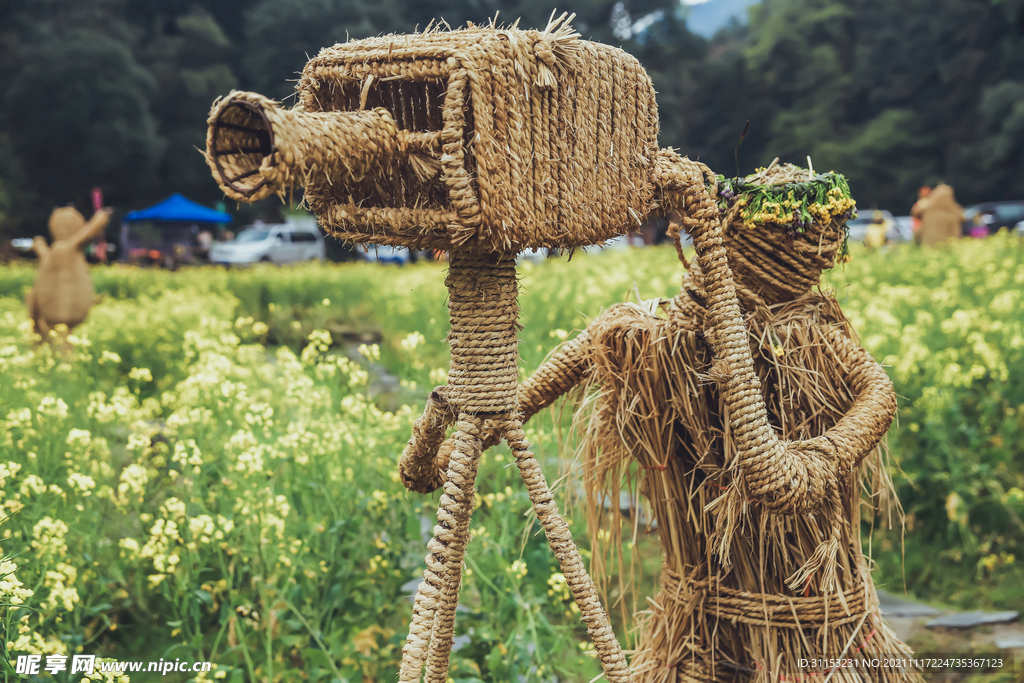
[[27, 205, 112, 337], [911, 183, 964, 247], [419, 164, 923, 682], [202, 17, 896, 682]]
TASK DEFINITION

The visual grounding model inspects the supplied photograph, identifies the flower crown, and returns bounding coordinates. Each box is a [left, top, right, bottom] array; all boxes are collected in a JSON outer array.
[[717, 163, 857, 261]]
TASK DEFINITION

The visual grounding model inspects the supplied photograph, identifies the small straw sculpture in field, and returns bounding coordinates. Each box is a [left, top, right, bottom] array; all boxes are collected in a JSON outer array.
[[203, 14, 910, 681], [27, 206, 112, 338], [428, 165, 924, 682]]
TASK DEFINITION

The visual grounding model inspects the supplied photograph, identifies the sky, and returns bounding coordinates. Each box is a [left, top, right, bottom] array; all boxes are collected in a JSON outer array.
[[684, 0, 760, 38]]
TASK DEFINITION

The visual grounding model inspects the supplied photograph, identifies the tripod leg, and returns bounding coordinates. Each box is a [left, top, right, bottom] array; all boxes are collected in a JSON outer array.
[[422, 414, 487, 682], [399, 564, 442, 682], [503, 417, 635, 683], [399, 413, 485, 683]]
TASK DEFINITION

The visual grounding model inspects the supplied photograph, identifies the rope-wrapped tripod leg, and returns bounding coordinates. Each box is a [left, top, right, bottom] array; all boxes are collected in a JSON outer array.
[[399, 388, 457, 494], [504, 416, 634, 682], [423, 414, 486, 682], [399, 416, 483, 682]]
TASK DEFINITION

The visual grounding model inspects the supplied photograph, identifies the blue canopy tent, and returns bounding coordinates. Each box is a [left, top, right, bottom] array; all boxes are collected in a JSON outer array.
[[120, 194, 231, 265], [125, 193, 232, 224]]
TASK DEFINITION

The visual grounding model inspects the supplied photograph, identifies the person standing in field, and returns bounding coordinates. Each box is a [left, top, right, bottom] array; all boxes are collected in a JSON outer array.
[[865, 209, 891, 249], [912, 184, 964, 247]]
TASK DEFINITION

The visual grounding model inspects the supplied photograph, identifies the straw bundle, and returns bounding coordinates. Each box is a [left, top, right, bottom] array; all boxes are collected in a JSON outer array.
[[27, 207, 111, 338], [578, 292, 917, 682], [572, 167, 921, 681]]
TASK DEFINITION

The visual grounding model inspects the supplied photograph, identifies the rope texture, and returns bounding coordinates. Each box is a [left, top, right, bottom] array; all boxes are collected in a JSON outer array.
[[445, 253, 521, 413], [659, 566, 870, 628], [667, 260, 898, 486], [207, 91, 417, 202], [422, 415, 485, 683], [721, 200, 845, 305], [399, 415, 484, 682], [503, 416, 634, 682], [399, 329, 590, 494], [655, 151, 838, 517], [400, 259, 631, 683], [399, 387, 456, 494], [209, 22, 658, 251]]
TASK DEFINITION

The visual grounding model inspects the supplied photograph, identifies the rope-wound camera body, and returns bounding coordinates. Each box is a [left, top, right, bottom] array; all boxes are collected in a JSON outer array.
[[207, 21, 658, 253]]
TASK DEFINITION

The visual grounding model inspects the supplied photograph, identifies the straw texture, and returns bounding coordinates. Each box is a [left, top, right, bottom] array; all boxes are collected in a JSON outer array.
[[400, 413, 484, 682], [204, 15, 914, 680], [206, 19, 657, 251], [445, 253, 521, 413], [418, 162, 920, 681], [398, 256, 633, 683], [27, 207, 111, 337], [399, 387, 456, 494], [503, 415, 633, 682], [399, 330, 591, 495]]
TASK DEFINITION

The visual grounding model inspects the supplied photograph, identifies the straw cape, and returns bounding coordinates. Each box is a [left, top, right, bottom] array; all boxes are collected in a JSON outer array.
[[203, 14, 916, 680], [420, 165, 923, 682], [27, 206, 111, 337]]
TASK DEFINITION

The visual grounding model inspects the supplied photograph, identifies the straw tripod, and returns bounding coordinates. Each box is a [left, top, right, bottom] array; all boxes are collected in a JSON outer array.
[[396, 253, 633, 683], [203, 18, 657, 678]]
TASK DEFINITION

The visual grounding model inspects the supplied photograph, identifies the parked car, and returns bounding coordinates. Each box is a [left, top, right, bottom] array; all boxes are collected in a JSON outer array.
[[962, 201, 1024, 236], [891, 216, 914, 242], [209, 220, 324, 265]]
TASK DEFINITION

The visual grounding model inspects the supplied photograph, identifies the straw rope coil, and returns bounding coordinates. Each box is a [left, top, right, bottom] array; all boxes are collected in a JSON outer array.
[[445, 253, 521, 413], [503, 416, 633, 682], [819, 326, 898, 477], [659, 567, 870, 628], [723, 213, 846, 305], [399, 330, 591, 494]]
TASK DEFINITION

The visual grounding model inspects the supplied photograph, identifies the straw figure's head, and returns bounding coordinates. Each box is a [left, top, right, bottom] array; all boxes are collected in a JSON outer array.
[[716, 164, 856, 305], [920, 183, 959, 212], [49, 206, 88, 243], [205, 15, 659, 254]]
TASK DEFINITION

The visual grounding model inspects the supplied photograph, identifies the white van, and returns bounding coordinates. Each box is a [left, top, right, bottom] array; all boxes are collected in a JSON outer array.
[[210, 219, 325, 265]]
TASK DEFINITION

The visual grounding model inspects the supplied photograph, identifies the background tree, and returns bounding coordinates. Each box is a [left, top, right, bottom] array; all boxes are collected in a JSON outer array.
[[0, 0, 1022, 239]]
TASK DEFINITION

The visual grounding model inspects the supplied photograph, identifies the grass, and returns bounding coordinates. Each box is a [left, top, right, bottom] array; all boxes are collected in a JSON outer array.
[[1, 235, 1022, 681]]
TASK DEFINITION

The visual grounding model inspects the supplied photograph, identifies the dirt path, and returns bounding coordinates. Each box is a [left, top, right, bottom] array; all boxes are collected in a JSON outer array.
[[880, 591, 1022, 681]]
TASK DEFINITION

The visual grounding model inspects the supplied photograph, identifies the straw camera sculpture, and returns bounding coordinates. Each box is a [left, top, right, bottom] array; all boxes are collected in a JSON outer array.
[[205, 17, 916, 682]]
